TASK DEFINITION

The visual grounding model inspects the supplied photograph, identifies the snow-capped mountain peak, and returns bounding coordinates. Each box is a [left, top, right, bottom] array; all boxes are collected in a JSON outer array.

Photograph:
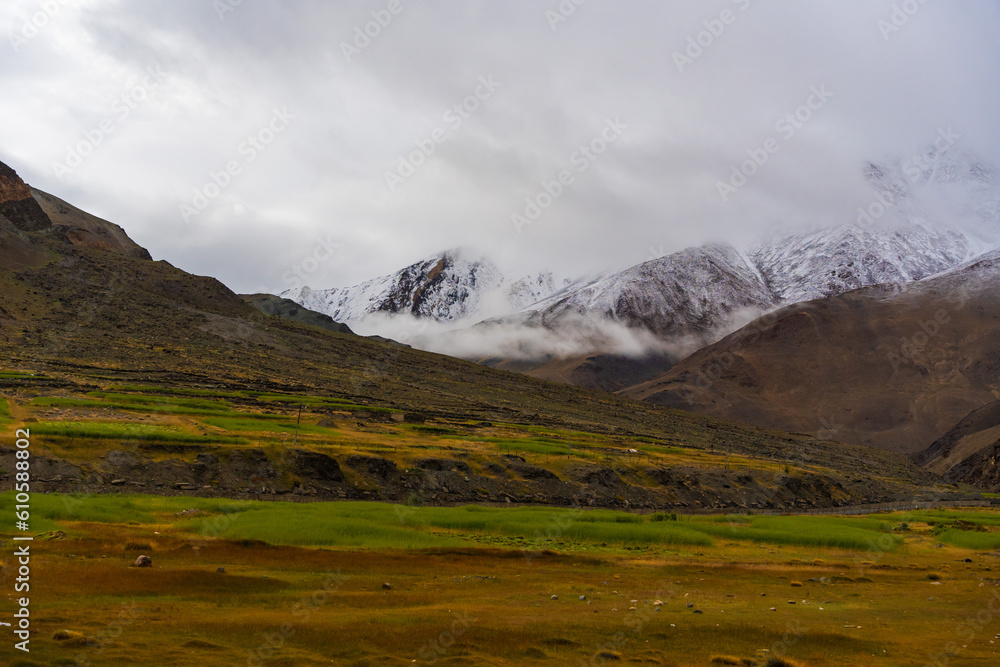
[[281, 248, 560, 327], [749, 221, 985, 303], [283, 150, 1000, 356], [525, 243, 777, 338]]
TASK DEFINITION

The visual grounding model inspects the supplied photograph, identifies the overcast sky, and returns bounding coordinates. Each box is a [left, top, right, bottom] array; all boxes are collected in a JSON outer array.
[[2, 0, 999, 294]]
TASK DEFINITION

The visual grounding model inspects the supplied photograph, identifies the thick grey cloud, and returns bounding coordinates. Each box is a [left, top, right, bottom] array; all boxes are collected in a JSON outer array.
[[2, 0, 998, 293]]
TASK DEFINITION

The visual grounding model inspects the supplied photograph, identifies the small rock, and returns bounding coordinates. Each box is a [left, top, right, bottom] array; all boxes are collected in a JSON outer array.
[[110, 479, 126, 486], [382, 582, 393, 590], [769, 607, 777, 612], [693, 609, 703, 614], [174, 508, 204, 518], [551, 595, 558, 600], [579, 595, 587, 601], [686, 602, 694, 608], [216, 567, 226, 573], [134, 555, 152, 568]]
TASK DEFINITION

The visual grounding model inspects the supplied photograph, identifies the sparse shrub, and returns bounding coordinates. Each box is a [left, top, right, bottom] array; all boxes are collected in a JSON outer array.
[[927, 572, 943, 581], [596, 650, 621, 660], [766, 658, 805, 667], [766, 657, 805, 667], [710, 656, 742, 665], [790, 581, 803, 587], [651, 512, 678, 522]]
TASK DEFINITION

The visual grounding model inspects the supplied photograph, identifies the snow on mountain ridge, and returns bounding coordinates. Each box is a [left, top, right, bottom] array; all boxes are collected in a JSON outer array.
[[749, 221, 984, 303], [528, 243, 778, 338], [281, 249, 559, 326], [505, 271, 570, 311]]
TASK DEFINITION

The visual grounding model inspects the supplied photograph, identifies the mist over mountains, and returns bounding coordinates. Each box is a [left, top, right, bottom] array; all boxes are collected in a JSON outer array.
[[284, 147, 1000, 362]]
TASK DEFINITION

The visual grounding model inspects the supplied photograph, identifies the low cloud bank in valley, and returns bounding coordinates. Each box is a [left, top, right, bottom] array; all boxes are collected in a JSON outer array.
[[351, 307, 774, 364]]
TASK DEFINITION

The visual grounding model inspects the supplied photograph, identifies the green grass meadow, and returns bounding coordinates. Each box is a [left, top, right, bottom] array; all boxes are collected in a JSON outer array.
[[1, 493, 944, 554]]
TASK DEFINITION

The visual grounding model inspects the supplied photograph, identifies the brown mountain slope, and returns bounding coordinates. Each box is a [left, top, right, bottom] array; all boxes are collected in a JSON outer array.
[[31, 186, 153, 260], [0, 157, 949, 500], [622, 253, 1000, 455], [0, 160, 51, 232], [1, 161, 53, 269], [916, 401, 1000, 489], [241, 293, 354, 334], [484, 351, 678, 393]]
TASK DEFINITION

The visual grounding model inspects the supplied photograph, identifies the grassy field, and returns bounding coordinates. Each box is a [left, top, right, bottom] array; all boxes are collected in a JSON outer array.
[[3, 381, 852, 478], [0, 370, 994, 665], [2, 493, 999, 666], [0, 396, 11, 426]]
